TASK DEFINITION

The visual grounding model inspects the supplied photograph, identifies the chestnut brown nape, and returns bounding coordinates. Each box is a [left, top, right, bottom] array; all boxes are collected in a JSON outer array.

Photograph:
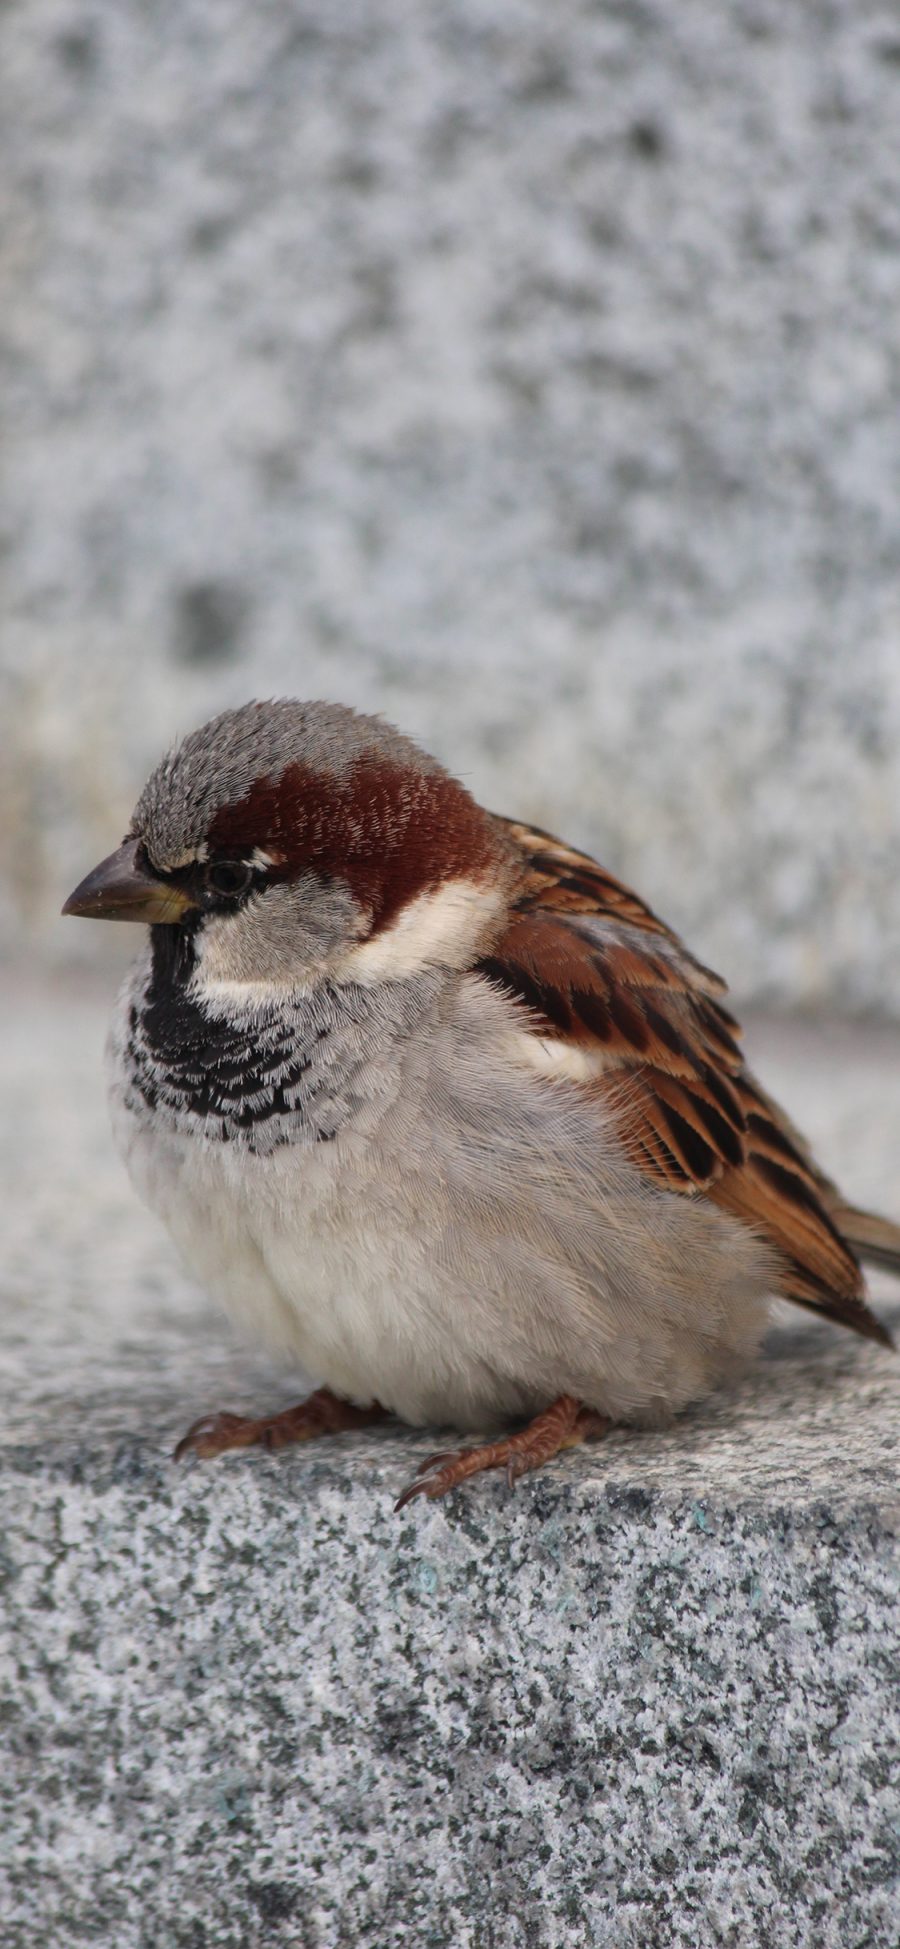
[[205, 752, 505, 934]]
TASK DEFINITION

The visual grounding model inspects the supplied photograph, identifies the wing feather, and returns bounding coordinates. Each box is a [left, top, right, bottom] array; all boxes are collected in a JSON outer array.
[[480, 816, 893, 1346]]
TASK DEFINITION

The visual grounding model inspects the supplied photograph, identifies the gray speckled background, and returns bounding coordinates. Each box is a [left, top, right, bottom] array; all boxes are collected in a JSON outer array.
[[3, 0, 900, 1011], [4, 7, 900, 1938], [2, 972, 899, 1945]]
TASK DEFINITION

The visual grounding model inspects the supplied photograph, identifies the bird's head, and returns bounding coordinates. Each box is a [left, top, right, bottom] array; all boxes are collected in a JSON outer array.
[[63, 699, 514, 994]]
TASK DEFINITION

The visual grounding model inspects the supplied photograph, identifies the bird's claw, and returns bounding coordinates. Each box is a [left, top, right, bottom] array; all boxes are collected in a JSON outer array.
[[174, 1410, 246, 1461]]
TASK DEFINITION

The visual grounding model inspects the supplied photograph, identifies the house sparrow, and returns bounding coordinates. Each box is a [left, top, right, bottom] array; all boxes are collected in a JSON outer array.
[[63, 699, 898, 1508]]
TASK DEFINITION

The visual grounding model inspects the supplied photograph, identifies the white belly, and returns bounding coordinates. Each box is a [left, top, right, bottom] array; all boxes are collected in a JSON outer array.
[[112, 1100, 538, 1429]]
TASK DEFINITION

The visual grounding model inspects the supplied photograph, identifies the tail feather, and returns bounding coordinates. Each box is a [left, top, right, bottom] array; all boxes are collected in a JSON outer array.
[[780, 1263, 895, 1348], [833, 1203, 900, 1282]]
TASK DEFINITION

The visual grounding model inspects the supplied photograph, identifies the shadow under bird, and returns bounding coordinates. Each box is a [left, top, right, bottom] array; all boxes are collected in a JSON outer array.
[[63, 699, 899, 1507]]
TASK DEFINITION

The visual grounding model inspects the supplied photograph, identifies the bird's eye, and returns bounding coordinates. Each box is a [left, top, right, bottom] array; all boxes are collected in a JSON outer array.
[[204, 860, 253, 899]]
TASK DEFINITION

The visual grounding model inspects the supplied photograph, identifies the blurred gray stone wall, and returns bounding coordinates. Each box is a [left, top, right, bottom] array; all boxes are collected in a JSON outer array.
[[3, 0, 900, 1012]]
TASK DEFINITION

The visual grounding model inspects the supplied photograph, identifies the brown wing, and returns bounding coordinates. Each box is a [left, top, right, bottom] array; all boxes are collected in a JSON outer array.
[[479, 817, 892, 1347]]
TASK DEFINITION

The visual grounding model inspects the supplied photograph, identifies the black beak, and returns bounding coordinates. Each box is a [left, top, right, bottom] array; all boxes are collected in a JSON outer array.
[[62, 837, 196, 925]]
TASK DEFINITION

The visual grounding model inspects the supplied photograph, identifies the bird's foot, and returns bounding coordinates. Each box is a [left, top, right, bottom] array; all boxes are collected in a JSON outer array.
[[174, 1387, 388, 1460], [396, 1395, 609, 1510]]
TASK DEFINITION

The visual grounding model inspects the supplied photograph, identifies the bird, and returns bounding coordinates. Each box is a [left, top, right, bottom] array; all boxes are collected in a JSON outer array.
[[63, 698, 899, 1508]]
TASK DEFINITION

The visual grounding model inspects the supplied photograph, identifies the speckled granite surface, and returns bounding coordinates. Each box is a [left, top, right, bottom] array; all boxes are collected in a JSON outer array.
[[2, 971, 899, 1947], [5, 0, 900, 1011]]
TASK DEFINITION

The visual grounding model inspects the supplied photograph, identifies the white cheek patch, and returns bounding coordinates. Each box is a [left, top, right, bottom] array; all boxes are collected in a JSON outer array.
[[192, 908, 318, 1004], [336, 878, 509, 985], [192, 910, 262, 987]]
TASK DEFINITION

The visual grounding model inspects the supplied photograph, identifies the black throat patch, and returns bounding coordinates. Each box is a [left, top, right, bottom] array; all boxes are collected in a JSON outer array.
[[125, 924, 335, 1148]]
